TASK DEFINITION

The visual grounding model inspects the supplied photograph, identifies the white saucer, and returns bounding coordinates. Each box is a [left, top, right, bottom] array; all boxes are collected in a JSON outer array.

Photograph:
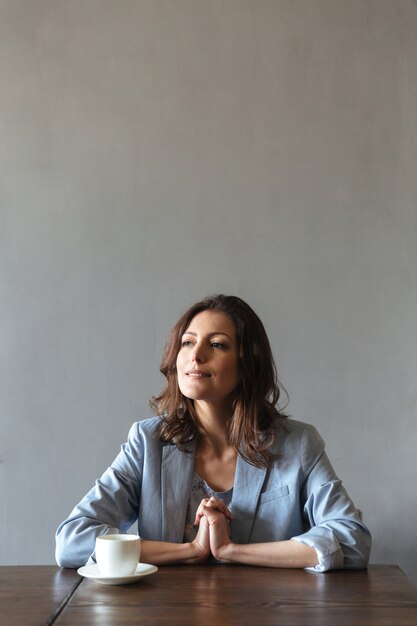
[[77, 563, 158, 585]]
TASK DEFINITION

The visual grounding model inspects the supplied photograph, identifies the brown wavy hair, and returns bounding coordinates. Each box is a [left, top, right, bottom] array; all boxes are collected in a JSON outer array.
[[150, 294, 288, 467]]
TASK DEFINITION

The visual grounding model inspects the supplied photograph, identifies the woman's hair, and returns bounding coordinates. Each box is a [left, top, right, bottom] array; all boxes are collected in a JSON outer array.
[[150, 294, 288, 467]]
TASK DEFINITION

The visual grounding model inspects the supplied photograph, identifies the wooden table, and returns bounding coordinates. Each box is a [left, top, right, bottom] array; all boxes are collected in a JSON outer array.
[[0, 566, 81, 626], [1, 565, 416, 626]]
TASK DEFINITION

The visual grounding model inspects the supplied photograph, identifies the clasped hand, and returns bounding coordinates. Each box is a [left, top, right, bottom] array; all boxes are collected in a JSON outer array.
[[191, 496, 234, 563]]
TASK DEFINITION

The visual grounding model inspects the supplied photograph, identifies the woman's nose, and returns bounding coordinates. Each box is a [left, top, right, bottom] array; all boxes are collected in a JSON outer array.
[[192, 343, 206, 363]]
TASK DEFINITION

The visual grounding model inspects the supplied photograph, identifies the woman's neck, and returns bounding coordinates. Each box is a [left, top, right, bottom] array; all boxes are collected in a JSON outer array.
[[194, 400, 233, 456]]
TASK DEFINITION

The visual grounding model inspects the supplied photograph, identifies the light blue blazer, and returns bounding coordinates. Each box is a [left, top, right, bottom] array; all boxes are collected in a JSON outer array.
[[55, 416, 371, 572]]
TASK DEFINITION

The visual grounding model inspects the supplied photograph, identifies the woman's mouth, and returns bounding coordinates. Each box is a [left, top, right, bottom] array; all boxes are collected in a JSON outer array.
[[186, 370, 211, 378]]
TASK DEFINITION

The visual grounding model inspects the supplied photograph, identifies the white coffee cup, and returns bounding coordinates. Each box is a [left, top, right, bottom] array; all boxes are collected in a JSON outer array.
[[95, 534, 141, 577]]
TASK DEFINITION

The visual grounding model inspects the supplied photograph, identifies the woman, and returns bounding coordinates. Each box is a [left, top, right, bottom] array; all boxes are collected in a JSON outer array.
[[55, 294, 371, 571]]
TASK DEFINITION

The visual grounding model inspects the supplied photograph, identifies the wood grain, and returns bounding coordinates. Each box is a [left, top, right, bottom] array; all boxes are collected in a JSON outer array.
[[0, 565, 81, 626], [54, 565, 417, 626]]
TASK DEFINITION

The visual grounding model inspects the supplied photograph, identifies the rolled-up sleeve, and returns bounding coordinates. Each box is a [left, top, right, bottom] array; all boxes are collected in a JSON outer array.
[[55, 423, 143, 568], [291, 425, 371, 572]]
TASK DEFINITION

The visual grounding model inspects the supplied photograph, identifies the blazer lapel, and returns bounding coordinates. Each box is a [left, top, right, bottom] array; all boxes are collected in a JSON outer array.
[[230, 454, 267, 544], [161, 442, 195, 542]]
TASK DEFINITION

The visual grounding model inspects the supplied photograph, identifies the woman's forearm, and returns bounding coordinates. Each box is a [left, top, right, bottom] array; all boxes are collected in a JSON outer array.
[[217, 539, 318, 568], [140, 517, 210, 565], [140, 540, 200, 565], [196, 499, 318, 569]]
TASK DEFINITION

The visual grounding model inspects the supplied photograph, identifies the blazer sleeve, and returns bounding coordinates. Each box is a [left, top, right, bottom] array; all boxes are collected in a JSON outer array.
[[55, 423, 143, 569], [290, 425, 371, 572]]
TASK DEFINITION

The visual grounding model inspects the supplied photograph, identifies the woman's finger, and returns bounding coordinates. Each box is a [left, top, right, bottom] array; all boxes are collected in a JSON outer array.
[[194, 497, 233, 525], [194, 498, 210, 525], [206, 497, 234, 520]]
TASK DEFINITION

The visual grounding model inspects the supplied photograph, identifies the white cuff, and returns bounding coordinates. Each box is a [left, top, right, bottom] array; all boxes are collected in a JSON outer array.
[[291, 527, 344, 572]]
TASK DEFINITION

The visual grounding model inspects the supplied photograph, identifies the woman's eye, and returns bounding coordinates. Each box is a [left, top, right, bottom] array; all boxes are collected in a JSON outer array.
[[211, 342, 226, 349], [181, 340, 193, 347]]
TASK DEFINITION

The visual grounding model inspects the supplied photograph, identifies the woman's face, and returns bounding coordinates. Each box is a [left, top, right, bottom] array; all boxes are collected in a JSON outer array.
[[176, 310, 240, 409]]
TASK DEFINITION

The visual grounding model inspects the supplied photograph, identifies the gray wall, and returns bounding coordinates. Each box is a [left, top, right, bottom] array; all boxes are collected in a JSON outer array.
[[1, 0, 416, 583]]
